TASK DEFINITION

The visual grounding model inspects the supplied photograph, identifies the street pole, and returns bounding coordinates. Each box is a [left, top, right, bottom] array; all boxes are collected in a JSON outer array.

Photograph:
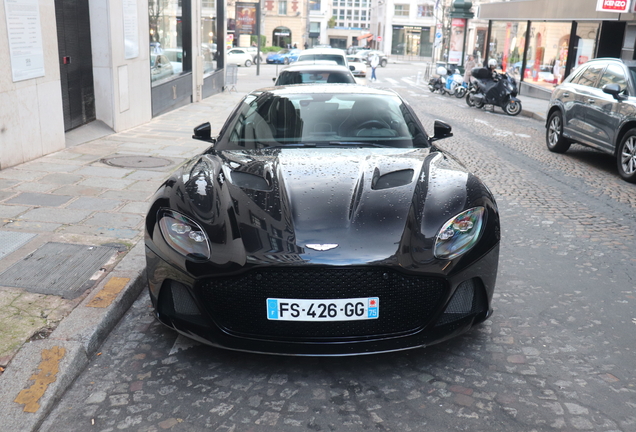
[[256, 0, 261, 76]]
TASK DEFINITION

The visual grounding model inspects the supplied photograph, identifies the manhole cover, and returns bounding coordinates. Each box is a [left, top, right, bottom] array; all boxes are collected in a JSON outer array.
[[101, 155, 173, 169]]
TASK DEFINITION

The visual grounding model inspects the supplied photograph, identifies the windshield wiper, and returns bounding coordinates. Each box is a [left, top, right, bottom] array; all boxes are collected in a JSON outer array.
[[328, 141, 392, 148], [260, 143, 317, 149]]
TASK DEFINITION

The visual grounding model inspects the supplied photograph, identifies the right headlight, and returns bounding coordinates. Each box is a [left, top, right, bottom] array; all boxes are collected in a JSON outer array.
[[434, 207, 485, 260], [158, 209, 210, 261]]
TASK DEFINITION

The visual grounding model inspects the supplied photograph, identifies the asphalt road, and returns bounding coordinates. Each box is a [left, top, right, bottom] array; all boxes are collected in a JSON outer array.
[[39, 63, 636, 432]]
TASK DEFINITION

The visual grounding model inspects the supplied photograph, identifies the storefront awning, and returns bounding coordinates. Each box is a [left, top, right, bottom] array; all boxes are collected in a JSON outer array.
[[309, 32, 320, 38]]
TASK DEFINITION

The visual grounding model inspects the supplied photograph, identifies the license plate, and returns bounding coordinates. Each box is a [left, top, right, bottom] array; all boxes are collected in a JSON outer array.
[[266, 297, 379, 322]]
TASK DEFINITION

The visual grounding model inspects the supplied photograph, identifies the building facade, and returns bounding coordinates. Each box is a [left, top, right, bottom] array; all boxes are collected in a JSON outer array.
[[368, 0, 441, 58], [1, 0, 226, 170], [477, 0, 636, 98]]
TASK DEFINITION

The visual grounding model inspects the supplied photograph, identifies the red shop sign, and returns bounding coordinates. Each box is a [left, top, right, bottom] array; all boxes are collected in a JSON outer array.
[[596, 0, 630, 12]]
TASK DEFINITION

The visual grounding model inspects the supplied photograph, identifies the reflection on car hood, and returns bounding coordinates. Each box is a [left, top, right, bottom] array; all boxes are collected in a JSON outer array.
[[168, 147, 488, 268]]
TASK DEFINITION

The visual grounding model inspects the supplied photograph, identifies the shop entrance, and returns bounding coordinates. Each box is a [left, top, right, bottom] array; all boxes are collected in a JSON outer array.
[[54, 0, 96, 131]]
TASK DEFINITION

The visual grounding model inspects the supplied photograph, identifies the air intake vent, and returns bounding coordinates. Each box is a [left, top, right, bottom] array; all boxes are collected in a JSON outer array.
[[436, 278, 487, 326]]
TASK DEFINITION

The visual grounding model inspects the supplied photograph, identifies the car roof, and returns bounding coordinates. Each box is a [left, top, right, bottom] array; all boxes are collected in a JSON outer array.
[[299, 48, 347, 56], [584, 57, 636, 67], [280, 64, 352, 72], [254, 84, 399, 97], [290, 60, 340, 66]]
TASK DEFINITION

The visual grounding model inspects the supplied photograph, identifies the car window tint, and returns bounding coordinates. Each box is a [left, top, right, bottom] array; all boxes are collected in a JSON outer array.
[[222, 93, 426, 149], [576, 64, 604, 87], [598, 64, 627, 90], [568, 65, 588, 84], [629, 67, 636, 87], [298, 54, 345, 66], [276, 71, 355, 85]]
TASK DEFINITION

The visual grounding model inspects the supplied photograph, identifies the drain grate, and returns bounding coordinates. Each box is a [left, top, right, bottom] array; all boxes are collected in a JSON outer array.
[[0, 243, 117, 299], [101, 155, 173, 169], [0, 231, 37, 260]]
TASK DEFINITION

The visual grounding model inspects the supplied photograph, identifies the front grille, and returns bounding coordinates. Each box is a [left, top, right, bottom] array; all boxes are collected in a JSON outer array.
[[198, 267, 447, 340]]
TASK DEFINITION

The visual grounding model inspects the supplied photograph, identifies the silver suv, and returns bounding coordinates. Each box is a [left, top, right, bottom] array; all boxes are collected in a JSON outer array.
[[546, 58, 636, 182]]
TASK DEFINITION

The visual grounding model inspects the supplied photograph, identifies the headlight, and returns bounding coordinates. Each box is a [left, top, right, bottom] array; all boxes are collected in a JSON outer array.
[[158, 209, 210, 261], [434, 207, 485, 260]]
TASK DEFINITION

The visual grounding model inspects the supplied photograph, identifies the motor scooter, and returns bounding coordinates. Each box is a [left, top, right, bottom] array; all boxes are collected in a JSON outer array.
[[428, 66, 448, 93], [465, 67, 522, 116]]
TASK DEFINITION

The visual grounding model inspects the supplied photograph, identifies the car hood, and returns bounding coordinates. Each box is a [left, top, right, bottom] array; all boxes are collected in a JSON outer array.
[[160, 147, 496, 272]]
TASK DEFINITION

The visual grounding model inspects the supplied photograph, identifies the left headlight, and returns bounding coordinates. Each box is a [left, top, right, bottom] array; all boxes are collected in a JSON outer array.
[[158, 209, 210, 261], [434, 207, 485, 260]]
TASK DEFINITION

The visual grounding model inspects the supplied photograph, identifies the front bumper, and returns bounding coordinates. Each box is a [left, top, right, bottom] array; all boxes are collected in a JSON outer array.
[[144, 243, 498, 356]]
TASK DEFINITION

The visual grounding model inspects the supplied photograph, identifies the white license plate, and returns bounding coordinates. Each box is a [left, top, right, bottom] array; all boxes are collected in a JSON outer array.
[[266, 297, 379, 322]]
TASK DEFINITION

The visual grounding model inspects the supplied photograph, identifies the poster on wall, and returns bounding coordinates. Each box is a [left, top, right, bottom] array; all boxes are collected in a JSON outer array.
[[236, 3, 257, 35], [448, 18, 465, 64], [3, 0, 45, 82], [596, 0, 631, 13], [123, 0, 139, 59]]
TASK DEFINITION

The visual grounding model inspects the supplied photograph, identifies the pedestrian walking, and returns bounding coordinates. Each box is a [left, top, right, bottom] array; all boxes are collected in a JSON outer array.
[[464, 54, 476, 84], [370, 53, 379, 81], [304, 42, 309, 50]]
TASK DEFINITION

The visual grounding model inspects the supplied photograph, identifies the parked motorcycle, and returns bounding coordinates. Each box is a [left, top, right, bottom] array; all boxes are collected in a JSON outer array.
[[428, 66, 448, 93], [465, 67, 522, 116]]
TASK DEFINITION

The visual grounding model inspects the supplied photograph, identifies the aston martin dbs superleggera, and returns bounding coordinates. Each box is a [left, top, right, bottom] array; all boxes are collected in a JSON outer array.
[[144, 85, 500, 356]]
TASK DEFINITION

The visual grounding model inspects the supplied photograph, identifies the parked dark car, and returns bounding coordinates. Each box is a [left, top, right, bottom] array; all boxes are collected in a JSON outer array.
[[546, 58, 636, 182], [144, 85, 500, 356]]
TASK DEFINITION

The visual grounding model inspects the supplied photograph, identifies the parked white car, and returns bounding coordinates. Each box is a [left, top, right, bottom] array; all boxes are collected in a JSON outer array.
[[346, 54, 368, 77], [237, 46, 264, 62], [297, 48, 349, 68], [227, 48, 253, 67]]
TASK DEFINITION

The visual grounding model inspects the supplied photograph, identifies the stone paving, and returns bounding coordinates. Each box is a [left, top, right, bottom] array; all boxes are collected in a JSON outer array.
[[0, 88, 246, 369], [36, 72, 636, 431]]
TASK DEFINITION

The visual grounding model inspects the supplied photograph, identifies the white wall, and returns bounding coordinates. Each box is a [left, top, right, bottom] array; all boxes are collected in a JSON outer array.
[[89, 0, 152, 132], [0, 0, 65, 169]]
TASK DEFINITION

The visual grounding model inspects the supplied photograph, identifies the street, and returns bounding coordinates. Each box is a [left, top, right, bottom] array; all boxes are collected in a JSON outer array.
[[39, 63, 636, 432]]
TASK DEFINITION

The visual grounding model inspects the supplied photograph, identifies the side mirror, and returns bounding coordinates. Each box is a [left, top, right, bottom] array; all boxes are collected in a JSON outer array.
[[192, 122, 216, 143], [429, 120, 453, 142], [349, 65, 355, 71], [603, 83, 626, 100]]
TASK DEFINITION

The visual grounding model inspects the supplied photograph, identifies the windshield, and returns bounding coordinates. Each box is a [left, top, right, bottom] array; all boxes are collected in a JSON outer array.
[[219, 92, 429, 150], [275, 71, 355, 85], [297, 54, 346, 66]]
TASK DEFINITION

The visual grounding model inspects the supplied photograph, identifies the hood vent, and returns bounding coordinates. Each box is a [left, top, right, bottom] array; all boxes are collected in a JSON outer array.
[[230, 171, 272, 191], [372, 169, 414, 190]]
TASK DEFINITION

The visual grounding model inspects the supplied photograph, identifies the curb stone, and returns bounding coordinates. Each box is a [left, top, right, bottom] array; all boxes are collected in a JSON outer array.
[[0, 242, 147, 432]]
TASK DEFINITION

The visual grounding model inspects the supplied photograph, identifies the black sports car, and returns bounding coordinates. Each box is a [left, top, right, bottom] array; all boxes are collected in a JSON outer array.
[[144, 85, 500, 356]]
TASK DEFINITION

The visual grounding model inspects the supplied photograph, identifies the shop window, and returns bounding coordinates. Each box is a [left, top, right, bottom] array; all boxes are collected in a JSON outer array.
[[488, 21, 527, 80], [525, 21, 572, 89], [573, 22, 599, 67], [149, 0, 191, 85], [391, 26, 429, 57], [201, 14, 217, 75]]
